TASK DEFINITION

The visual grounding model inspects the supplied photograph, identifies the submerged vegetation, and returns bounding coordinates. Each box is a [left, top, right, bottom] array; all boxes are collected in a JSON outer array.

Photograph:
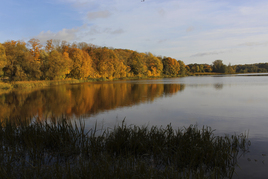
[[0, 118, 250, 179]]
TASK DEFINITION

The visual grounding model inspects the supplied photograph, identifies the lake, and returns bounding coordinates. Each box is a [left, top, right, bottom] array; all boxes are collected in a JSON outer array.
[[1, 74, 268, 178]]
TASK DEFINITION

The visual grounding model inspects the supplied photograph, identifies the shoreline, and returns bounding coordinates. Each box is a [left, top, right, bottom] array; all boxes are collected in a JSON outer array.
[[1, 72, 264, 92], [0, 75, 182, 91]]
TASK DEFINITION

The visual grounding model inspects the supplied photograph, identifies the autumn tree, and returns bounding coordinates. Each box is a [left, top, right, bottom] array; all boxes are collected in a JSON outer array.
[[42, 50, 73, 80], [0, 43, 7, 76], [144, 52, 163, 76], [98, 48, 126, 79], [61, 41, 70, 53], [86, 47, 127, 79], [2, 40, 41, 80], [162, 57, 180, 76], [113, 49, 134, 77], [2, 40, 27, 79], [227, 63, 236, 74], [69, 48, 95, 79], [28, 38, 42, 61], [45, 39, 54, 53], [204, 64, 212, 72], [128, 52, 148, 77], [178, 60, 186, 76], [77, 42, 92, 50], [114, 49, 133, 65]]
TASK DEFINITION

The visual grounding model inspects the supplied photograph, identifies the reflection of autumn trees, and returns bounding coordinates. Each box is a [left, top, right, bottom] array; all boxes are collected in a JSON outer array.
[[0, 83, 185, 122], [163, 84, 185, 96]]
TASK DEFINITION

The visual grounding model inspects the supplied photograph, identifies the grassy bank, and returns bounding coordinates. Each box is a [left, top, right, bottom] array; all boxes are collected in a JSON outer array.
[[0, 118, 250, 179], [0, 76, 167, 91], [192, 72, 222, 76], [0, 79, 87, 90], [0, 72, 233, 91]]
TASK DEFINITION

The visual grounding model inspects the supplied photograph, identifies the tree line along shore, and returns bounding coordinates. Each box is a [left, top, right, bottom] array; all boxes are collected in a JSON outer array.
[[0, 39, 268, 89]]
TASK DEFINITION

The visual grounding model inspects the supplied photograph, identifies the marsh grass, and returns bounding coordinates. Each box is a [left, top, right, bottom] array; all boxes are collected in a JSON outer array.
[[0, 118, 250, 179], [0, 82, 12, 89]]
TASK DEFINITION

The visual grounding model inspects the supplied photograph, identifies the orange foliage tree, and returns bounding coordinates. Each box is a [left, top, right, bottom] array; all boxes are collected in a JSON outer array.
[[28, 38, 42, 61], [69, 48, 95, 79]]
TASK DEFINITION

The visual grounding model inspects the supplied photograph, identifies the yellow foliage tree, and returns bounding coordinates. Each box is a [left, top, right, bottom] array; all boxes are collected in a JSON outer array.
[[162, 57, 180, 76], [2, 40, 41, 80], [96, 48, 125, 79], [0, 43, 7, 76], [128, 52, 148, 77], [145, 52, 163, 76], [69, 48, 95, 79], [43, 50, 73, 80]]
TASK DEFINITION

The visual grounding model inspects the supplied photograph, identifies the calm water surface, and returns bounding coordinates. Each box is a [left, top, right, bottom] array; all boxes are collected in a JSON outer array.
[[1, 75, 268, 178]]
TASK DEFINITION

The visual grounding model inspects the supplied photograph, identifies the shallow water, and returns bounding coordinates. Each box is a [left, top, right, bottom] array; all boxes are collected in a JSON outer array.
[[1, 74, 268, 178]]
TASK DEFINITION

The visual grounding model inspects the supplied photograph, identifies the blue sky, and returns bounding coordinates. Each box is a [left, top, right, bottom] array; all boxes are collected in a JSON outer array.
[[1, 0, 268, 65]]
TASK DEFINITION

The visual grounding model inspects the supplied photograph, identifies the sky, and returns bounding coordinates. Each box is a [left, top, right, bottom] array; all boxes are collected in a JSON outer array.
[[1, 0, 268, 65]]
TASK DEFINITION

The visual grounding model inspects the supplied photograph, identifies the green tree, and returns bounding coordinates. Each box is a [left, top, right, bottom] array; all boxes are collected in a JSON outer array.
[[227, 63, 236, 74], [200, 64, 204, 72], [178, 60, 186, 76], [128, 52, 148, 77], [212, 60, 226, 73]]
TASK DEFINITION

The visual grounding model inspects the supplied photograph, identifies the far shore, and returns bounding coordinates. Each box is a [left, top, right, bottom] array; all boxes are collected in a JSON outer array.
[[1, 72, 263, 92]]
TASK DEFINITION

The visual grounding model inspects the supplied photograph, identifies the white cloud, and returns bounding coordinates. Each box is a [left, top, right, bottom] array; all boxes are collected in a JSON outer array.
[[186, 26, 194, 32], [238, 41, 268, 47], [32, 0, 268, 64], [85, 26, 124, 35], [191, 51, 227, 57], [87, 10, 112, 20], [35, 27, 82, 44]]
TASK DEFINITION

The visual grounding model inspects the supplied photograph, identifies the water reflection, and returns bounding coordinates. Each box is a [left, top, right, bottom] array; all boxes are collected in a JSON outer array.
[[1, 76, 268, 177], [0, 83, 185, 122], [214, 83, 223, 90]]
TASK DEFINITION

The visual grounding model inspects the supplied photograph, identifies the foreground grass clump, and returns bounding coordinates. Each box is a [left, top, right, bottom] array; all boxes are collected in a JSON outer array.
[[0, 119, 250, 179]]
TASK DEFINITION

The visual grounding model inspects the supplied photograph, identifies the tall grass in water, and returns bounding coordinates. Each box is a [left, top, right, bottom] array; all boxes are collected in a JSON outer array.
[[0, 118, 250, 179]]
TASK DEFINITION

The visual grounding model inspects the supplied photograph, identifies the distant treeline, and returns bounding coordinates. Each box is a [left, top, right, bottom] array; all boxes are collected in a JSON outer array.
[[0, 39, 267, 81], [186, 60, 268, 74]]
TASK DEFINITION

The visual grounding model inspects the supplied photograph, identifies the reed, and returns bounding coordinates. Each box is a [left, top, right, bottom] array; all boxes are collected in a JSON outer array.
[[0, 118, 250, 179]]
